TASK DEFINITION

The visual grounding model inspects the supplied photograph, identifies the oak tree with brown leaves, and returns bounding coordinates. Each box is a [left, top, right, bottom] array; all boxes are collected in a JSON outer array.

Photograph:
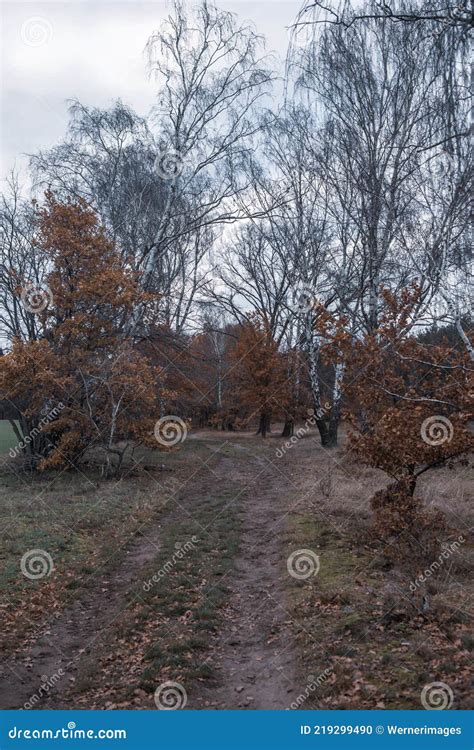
[[341, 286, 472, 587], [0, 195, 161, 475], [228, 315, 291, 438]]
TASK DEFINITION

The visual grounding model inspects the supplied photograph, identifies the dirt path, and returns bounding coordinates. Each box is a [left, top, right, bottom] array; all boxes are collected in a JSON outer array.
[[193, 444, 298, 709], [0, 435, 300, 710], [0, 522, 163, 709]]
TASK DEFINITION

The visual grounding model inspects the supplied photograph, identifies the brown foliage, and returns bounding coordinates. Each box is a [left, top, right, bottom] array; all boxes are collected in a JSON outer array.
[[344, 286, 473, 483], [0, 195, 162, 474], [227, 314, 291, 436]]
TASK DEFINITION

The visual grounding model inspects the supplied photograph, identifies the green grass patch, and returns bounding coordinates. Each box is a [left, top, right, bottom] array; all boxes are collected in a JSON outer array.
[[0, 420, 19, 454], [0, 443, 181, 650], [285, 510, 472, 709], [134, 480, 243, 692]]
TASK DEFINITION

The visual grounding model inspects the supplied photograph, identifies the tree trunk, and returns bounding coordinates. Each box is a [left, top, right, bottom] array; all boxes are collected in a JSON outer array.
[[315, 417, 331, 446], [281, 419, 294, 437], [257, 412, 270, 438], [326, 418, 338, 448], [325, 360, 345, 448], [305, 308, 333, 447]]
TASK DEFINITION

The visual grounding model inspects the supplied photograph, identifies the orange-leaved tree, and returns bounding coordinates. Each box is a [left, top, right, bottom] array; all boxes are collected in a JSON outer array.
[[0, 194, 162, 475], [343, 286, 472, 547], [228, 314, 290, 437]]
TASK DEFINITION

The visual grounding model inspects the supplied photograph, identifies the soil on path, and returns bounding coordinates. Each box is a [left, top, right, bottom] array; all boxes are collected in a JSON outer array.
[[0, 523, 163, 709], [192, 443, 299, 709], [0, 434, 300, 710]]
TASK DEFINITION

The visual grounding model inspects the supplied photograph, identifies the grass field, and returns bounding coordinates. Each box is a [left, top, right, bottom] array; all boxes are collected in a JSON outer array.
[[0, 428, 472, 710], [0, 420, 19, 454]]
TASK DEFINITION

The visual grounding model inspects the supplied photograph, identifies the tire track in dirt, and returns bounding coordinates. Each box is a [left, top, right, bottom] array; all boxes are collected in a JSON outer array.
[[0, 436, 301, 710], [193, 442, 299, 709], [0, 523, 162, 709]]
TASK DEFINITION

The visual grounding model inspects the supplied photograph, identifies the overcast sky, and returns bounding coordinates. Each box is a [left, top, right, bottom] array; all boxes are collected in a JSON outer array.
[[0, 0, 299, 183]]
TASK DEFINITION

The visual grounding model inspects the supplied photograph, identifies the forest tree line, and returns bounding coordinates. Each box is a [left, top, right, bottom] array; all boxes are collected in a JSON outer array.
[[0, 0, 471, 492]]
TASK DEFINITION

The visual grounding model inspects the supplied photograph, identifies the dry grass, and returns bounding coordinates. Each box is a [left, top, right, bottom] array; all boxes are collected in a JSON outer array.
[[0, 438, 215, 653], [278, 424, 473, 709], [0, 424, 472, 710]]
